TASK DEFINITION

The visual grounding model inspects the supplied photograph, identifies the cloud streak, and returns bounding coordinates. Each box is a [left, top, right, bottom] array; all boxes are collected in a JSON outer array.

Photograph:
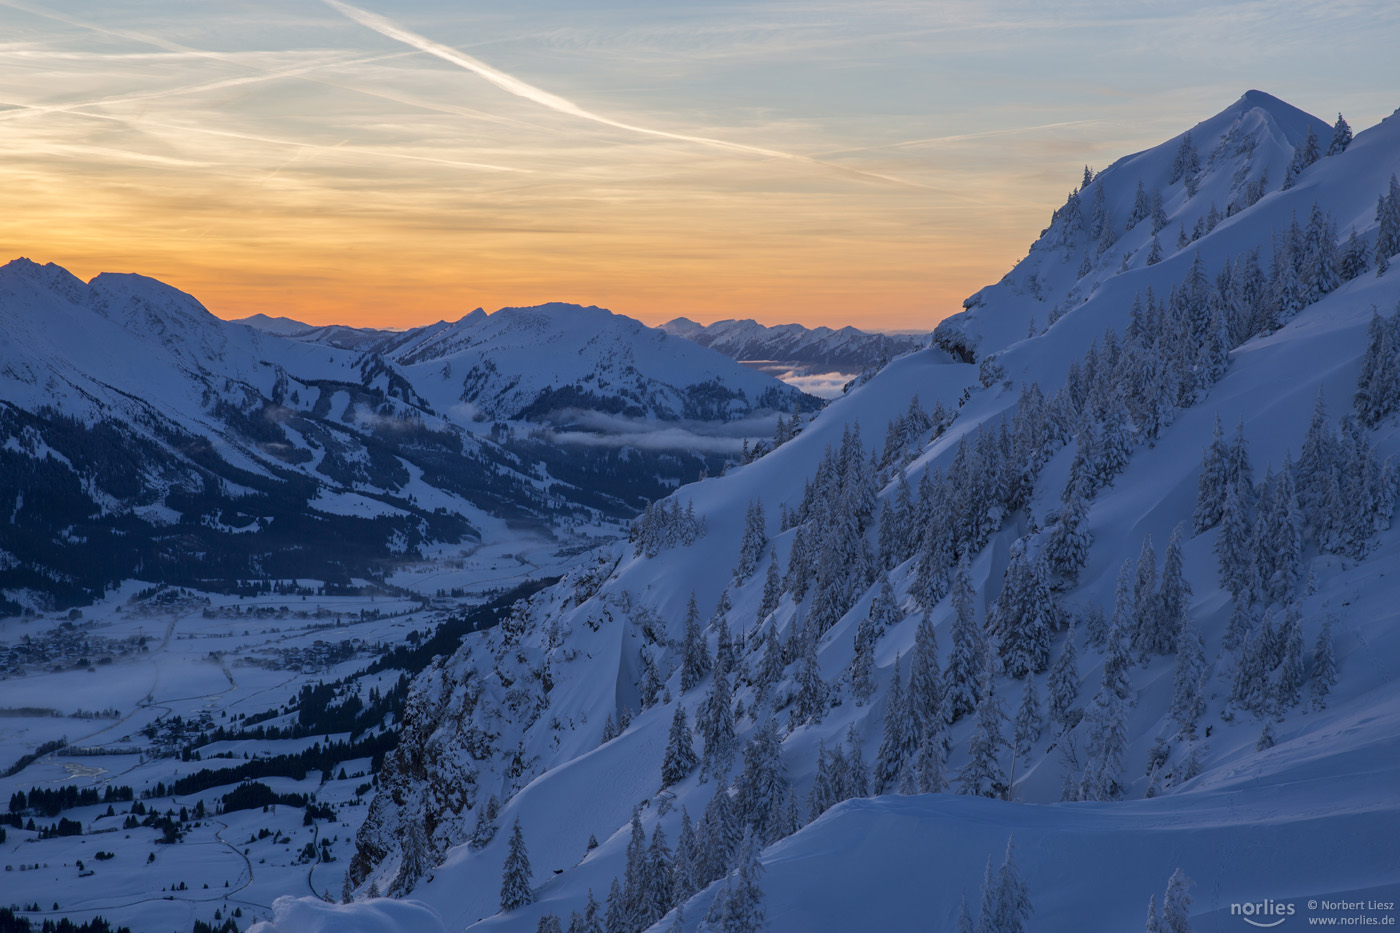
[[323, 0, 927, 190]]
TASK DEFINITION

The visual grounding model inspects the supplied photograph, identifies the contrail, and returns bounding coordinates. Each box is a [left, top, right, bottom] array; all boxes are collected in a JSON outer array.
[[323, 0, 928, 189]]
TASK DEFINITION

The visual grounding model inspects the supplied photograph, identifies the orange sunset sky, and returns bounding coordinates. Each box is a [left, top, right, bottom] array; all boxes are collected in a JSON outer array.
[[2, 1, 1396, 332]]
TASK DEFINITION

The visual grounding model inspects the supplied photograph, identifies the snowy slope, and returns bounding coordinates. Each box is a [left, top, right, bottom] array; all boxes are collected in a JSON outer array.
[[158, 93, 1400, 931]]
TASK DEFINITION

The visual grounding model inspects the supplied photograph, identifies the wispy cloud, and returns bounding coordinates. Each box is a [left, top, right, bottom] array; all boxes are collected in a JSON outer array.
[[323, 0, 928, 190]]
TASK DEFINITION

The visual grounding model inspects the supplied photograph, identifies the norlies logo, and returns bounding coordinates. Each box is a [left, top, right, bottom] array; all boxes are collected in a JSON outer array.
[[1232, 899, 1297, 927]]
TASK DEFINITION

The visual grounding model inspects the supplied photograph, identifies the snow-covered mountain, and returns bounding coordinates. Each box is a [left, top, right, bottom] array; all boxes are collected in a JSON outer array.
[[0, 275, 815, 613], [290, 91, 1400, 932], [661, 317, 922, 376]]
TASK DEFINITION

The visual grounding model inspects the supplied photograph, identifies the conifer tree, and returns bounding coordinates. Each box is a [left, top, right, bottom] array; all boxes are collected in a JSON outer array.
[[1216, 480, 1255, 605], [718, 829, 767, 933], [680, 593, 711, 693], [500, 819, 535, 912], [1327, 113, 1352, 155], [672, 808, 697, 906], [915, 715, 950, 794], [850, 613, 876, 705], [1170, 614, 1207, 738], [908, 613, 945, 734], [1149, 527, 1190, 658], [604, 878, 626, 933], [755, 624, 784, 702], [392, 816, 432, 896], [756, 552, 782, 624], [1311, 616, 1337, 710], [979, 836, 1033, 933], [1080, 601, 1133, 802], [735, 500, 768, 582], [734, 717, 789, 844], [641, 825, 674, 929], [471, 794, 501, 850], [956, 893, 976, 933], [1048, 634, 1080, 728], [874, 656, 917, 793], [1275, 604, 1305, 711], [622, 809, 647, 925], [1193, 416, 1230, 532], [1044, 482, 1093, 584], [662, 703, 698, 787], [1162, 869, 1194, 933], [538, 914, 564, 933], [792, 630, 828, 726], [1355, 307, 1400, 426], [698, 780, 740, 887], [700, 673, 736, 781], [945, 560, 986, 721], [1131, 537, 1158, 657], [958, 663, 1009, 798], [1144, 895, 1164, 933], [1013, 676, 1042, 757]]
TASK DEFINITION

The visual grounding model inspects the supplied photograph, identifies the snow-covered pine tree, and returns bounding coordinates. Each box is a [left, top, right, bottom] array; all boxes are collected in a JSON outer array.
[[850, 612, 876, 705], [1144, 894, 1164, 933], [958, 662, 1009, 798], [1013, 675, 1042, 757], [1311, 616, 1338, 710], [945, 560, 986, 721], [701, 778, 743, 889], [500, 818, 535, 912], [979, 836, 1033, 933], [470, 793, 501, 849], [791, 630, 828, 726], [715, 618, 735, 679], [1259, 467, 1302, 606], [869, 574, 900, 637], [1170, 614, 1207, 738], [1355, 306, 1400, 426], [734, 716, 789, 844], [661, 702, 698, 787], [717, 829, 767, 933], [1080, 589, 1134, 801], [1130, 536, 1158, 659], [756, 552, 782, 624], [537, 914, 563, 933], [753, 622, 784, 704], [908, 613, 944, 734], [641, 824, 674, 930], [392, 816, 430, 896], [874, 656, 917, 794], [1146, 233, 1164, 266], [1274, 604, 1305, 711], [622, 809, 648, 925], [1193, 416, 1230, 532], [1216, 479, 1256, 605], [734, 500, 768, 582], [1170, 132, 1201, 186], [680, 593, 712, 693], [1375, 176, 1400, 273], [1162, 869, 1194, 933], [604, 878, 626, 933], [956, 892, 976, 933], [1044, 480, 1092, 584], [673, 809, 697, 906], [988, 541, 1054, 678], [1327, 113, 1352, 156], [700, 673, 736, 781], [915, 713, 950, 794], [1048, 634, 1080, 728], [1149, 527, 1190, 658]]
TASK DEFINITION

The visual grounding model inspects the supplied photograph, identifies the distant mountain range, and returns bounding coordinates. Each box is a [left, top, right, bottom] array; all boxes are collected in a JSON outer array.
[[0, 273, 817, 612], [659, 317, 923, 376]]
